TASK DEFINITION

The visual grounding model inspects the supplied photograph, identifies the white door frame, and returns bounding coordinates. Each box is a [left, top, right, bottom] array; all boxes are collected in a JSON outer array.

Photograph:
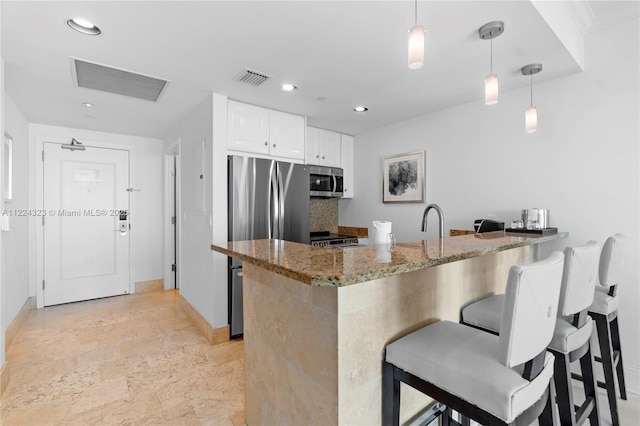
[[163, 138, 181, 290], [35, 136, 135, 308]]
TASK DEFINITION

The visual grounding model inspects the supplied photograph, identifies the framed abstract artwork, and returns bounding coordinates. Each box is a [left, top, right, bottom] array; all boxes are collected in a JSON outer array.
[[382, 150, 425, 203]]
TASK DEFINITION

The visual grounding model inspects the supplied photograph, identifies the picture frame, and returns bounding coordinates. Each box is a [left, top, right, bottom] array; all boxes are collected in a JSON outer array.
[[382, 150, 425, 203], [3, 132, 13, 202]]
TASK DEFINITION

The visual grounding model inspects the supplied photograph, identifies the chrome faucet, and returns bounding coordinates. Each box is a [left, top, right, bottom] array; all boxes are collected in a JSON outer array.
[[421, 203, 445, 239]]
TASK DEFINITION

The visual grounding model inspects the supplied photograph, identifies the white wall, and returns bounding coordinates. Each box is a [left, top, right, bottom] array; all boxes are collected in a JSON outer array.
[[29, 124, 165, 299], [2, 94, 29, 331], [340, 19, 640, 394], [164, 93, 228, 328]]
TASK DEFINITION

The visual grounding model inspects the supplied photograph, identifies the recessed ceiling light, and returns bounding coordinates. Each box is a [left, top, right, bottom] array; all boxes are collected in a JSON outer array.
[[84, 115, 95, 119], [67, 18, 101, 35], [354, 106, 369, 112], [82, 102, 94, 107], [317, 96, 327, 102], [281, 83, 297, 92]]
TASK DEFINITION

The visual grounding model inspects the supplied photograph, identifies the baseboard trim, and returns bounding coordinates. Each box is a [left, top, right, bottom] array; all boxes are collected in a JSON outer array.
[[5, 296, 34, 351], [135, 279, 164, 293], [0, 362, 9, 397], [624, 364, 640, 398], [178, 295, 229, 346]]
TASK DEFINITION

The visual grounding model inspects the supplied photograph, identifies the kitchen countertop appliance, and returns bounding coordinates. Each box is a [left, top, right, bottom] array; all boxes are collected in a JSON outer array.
[[228, 155, 310, 338], [309, 165, 344, 198], [310, 231, 360, 247]]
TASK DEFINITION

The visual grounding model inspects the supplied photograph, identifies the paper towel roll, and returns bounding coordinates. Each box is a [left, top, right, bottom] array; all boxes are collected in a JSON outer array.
[[372, 220, 392, 245]]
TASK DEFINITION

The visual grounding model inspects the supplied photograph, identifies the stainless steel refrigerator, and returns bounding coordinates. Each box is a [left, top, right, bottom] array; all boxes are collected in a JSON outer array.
[[228, 155, 310, 337]]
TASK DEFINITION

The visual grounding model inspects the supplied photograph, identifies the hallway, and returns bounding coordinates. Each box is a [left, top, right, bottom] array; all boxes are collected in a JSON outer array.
[[0, 290, 244, 425]]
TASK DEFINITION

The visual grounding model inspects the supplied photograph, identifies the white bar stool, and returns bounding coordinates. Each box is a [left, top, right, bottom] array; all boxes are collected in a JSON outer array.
[[383, 252, 565, 426], [462, 242, 602, 426], [585, 234, 627, 426]]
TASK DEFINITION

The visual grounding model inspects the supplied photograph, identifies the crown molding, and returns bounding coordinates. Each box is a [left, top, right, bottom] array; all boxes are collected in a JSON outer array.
[[563, 0, 595, 35], [588, 2, 640, 34]]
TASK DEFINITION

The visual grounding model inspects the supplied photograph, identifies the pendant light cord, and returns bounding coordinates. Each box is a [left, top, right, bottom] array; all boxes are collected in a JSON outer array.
[[530, 74, 533, 106], [490, 36, 493, 74], [414, 0, 418, 26]]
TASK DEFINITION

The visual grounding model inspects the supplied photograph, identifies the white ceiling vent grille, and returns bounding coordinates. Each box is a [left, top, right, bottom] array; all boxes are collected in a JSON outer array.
[[71, 58, 170, 102], [233, 68, 272, 86]]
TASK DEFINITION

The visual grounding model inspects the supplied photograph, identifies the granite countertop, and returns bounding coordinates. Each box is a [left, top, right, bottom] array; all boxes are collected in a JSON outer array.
[[211, 231, 568, 287]]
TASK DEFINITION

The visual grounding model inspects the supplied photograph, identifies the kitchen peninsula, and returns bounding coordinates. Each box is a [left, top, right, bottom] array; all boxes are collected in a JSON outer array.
[[211, 232, 567, 425]]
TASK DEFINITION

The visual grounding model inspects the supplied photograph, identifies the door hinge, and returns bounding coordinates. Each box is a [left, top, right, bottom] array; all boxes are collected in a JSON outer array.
[[171, 264, 177, 272], [42, 280, 45, 290], [171, 216, 176, 225], [42, 151, 45, 161]]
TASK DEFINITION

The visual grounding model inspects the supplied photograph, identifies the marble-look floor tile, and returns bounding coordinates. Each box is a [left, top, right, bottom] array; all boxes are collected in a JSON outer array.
[[0, 290, 244, 426]]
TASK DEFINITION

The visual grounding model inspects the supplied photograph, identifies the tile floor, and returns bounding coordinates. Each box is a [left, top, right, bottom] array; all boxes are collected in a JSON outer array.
[[0, 290, 244, 425], [1, 289, 639, 426]]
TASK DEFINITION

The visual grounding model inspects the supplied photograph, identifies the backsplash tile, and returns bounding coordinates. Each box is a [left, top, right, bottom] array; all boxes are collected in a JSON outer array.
[[310, 198, 339, 233]]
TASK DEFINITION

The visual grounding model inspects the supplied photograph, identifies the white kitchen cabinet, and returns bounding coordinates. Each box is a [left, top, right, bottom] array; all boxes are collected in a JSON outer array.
[[306, 126, 341, 167], [228, 100, 304, 160], [269, 110, 305, 160], [341, 134, 354, 198], [228, 101, 270, 155]]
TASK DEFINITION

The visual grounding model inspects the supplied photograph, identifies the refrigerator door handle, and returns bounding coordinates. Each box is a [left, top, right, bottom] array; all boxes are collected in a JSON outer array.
[[270, 162, 279, 239], [266, 162, 273, 239], [277, 165, 286, 238]]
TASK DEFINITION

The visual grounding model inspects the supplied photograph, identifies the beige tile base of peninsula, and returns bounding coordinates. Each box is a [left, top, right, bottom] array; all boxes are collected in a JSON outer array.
[[244, 264, 338, 425], [243, 246, 533, 425]]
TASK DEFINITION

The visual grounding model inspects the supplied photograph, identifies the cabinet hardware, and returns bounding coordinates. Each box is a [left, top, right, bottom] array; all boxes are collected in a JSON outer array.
[[264, 141, 268, 146]]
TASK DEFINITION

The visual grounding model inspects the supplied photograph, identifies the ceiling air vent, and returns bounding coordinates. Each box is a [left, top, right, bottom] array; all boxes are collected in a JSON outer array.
[[233, 68, 272, 86], [71, 58, 170, 102]]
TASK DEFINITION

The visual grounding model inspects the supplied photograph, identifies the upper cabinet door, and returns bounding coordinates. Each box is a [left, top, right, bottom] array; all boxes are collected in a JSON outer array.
[[305, 127, 341, 167], [269, 111, 305, 160], [228, 101, 270, 155], [319, 129, 341, 168]]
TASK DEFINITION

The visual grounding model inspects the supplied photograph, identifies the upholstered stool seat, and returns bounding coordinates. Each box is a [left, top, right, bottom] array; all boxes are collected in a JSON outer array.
[[386, 320, 555, 423], [383, 252, 565, 426], [549, 316, 593, 353], [462, 293, 503, 333], [589, 285, 619, 315]]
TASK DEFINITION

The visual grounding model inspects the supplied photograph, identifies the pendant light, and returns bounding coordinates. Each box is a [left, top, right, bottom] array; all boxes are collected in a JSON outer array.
[[479, 21, 504, 105], [521, 64, 543, 133], [408, 0, 424, 69]]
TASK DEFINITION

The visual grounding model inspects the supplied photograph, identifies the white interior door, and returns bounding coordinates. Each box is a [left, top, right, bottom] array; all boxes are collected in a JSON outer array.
[[43, 142, 130, 306]]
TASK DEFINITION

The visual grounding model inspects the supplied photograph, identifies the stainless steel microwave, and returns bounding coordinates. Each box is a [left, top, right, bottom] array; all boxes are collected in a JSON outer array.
[[309, 166, 343, 198]]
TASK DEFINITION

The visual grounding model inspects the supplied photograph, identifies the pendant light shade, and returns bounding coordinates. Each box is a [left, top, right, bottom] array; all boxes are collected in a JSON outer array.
[[479, 21, 504, 106], [408, 0, 424, 70], [525, 106, 538, 133], [485, 74, 499, 105], [521, 63, 543, 134], [408, 25, 425, 69]]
